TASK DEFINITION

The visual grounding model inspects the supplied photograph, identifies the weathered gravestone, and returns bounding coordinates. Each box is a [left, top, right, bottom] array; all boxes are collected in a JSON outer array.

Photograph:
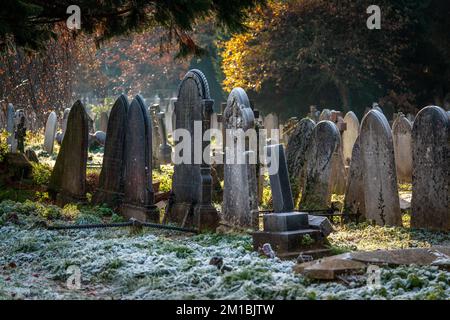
[[222, 87, 258, 228], [48, 101, 88, 205], [13, 109, 26, 153], [165, 98, 176, 136], [157, 111, 172, 164], [300, 121, 340, 210], [411, 106, 449, 231], [44, 112, 57, 154], [342, 111, 360, 166], [253, 144, 333, 258], [149, 104, 162, 168], [166, 69, 220, 231], [56, 108, 71, 145], [319, 109, 332, 121], [285, 118, 315, 205], [92, 95, 129, 207], [360, 110, 401, 226], [122, 95, 159, 222], [6, 103, 16, 151], [264, 113, 279, 139], [392, 114, 413, 183], [99, 112, 109, 133], [343, 136, 366, 219]]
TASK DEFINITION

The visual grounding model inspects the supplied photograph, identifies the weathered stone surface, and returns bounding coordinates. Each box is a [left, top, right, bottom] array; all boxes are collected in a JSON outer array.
[[14, 109, 26, 153], [93, 131, 106, 146], [122, 95, 159, 222], [157, 111, 172, 164], [149, 104, 162, 168], [43, 112, 57, 154], [330, 139, 347, 195], [99, 112, 108, 133], [293, 255, 366, 280], [300, 121, 340, 210], [360, 110, 401, 226], [6, 103, 16, 151], [92, 95, 129, 207], [411, 106, 449, 231], [319, 109, 332, 121], [48, 101, 88, 205], [308, 215, 333, 237], [342, 111, 359, 166], [25, 148, 39, 163], [264, 113, 279, 139], [61, 108, 70, 140], [285, 118, 315, 205], [222, 87, 258, 228], [263, 212, 309, 232], [266, 144, 294, 212], [392, 114, 413, 183], [343, 136, 366, 219], [166, 69, 219, 231]]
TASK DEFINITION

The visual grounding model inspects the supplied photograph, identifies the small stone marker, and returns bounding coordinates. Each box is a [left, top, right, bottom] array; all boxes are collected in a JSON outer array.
[[300, 121, 340, 210], [122, 95, 159, 222], [166, 69, 219, 231], [411, 106, 449, 231], [48, 101, 89, 205], [44, 112, 57, 154], [392, 114, 413, 183], [342, 111, 360, 166], [286, 118, 315, 205], [93, 95, 129, 207], [222, 88, 258, 228], [360, 110, 401, 226]]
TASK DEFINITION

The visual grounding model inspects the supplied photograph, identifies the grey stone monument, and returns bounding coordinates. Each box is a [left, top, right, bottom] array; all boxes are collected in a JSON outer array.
[[44, 111, 57, 154], [92, 95, 129, 207], [411, 106, 449, 231], [48, 101, 88, 206], [300, 121, 340, 210], [319, 109, 332, 121], [165, 69, 220, 232], [392, 114, 413, 183], [360, 110, 401, 226], [285, 118, 315, 205], [222, 87, 258, 228], [342, 111, 360, 166], [122, 95, 159, 222]]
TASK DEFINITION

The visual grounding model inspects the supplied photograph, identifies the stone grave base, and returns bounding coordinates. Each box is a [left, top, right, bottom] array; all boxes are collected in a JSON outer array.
[[122, 203, 160, 223], [252, 212, 328, 259], [167, 202, 220, 232]]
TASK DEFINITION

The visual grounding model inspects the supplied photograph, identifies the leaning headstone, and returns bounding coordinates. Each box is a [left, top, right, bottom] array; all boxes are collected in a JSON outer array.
[[222, 88, 258, 228], [44, 112, 57, 154], [342, 111, 360, 166], [392, 114, 413, 183], [411, 106, 449, 231], [92, 95, 129, 207], [166, 69, 220, 231], [122, 95, 159, 222], [99, 112, 109, 133], [285, 118, 315, 205], [300, 121, 340, 210], [343, 136, 365, 219], [253, 144, 332, 259], [360, 110, 401, 226], [6, 103, 15, 151], [48, 101, 88, 205]]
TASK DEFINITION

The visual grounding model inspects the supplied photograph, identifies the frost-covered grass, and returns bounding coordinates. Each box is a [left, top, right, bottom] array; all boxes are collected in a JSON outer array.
[[0, 201, 449, 300]]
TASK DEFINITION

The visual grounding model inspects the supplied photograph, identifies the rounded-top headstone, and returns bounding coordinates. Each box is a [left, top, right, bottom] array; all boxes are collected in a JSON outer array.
[[319, 109, 332, 121], [342, 111, 360, 166], [44, 111, 57, 154], [360, 110, 401, 226], [411, 105, 449, 231], [392, 114, 413, 183]]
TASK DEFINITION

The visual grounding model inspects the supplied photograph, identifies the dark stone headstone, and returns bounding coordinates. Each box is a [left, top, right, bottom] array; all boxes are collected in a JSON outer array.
[[165, 69, 219, 232], [92, 95, 129, 207], [411, 106, 449, 231], [122, 95, 159, 222], [48, 101, 88, 205]]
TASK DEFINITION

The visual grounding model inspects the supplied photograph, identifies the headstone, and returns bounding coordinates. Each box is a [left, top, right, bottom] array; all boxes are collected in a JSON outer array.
[[342, 111, 359, 166], [61, 108, 70, 138], [48, 101, 89, 206], [93, 131, 106, 146], [411, 106, 449, 231], [264, 113, 279, 139], [14, 110, 26, 153], [300, 121, 340, 210], [149, 104, 162, 168], [222, 88, 258, 228], [44, 112, 57, 154], [392, 114, 413, 183], [25, 148, 39, 163], [319, 109, 332, 121], [343, 136, 365, 218], [99, 112, 109, 133], [157, 111, 172, 164], [122, 95, 159, 222], [6, 103, 15, 151], [165, 98, 176, 136], [166, 69, 220, 231], [285, 118, 315, 205], [360, 110, 401, 226], [92, 95, 129, 207]]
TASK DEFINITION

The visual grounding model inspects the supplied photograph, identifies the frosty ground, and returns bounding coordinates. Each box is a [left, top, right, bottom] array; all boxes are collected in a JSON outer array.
[[1, 200, 449, 300]]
